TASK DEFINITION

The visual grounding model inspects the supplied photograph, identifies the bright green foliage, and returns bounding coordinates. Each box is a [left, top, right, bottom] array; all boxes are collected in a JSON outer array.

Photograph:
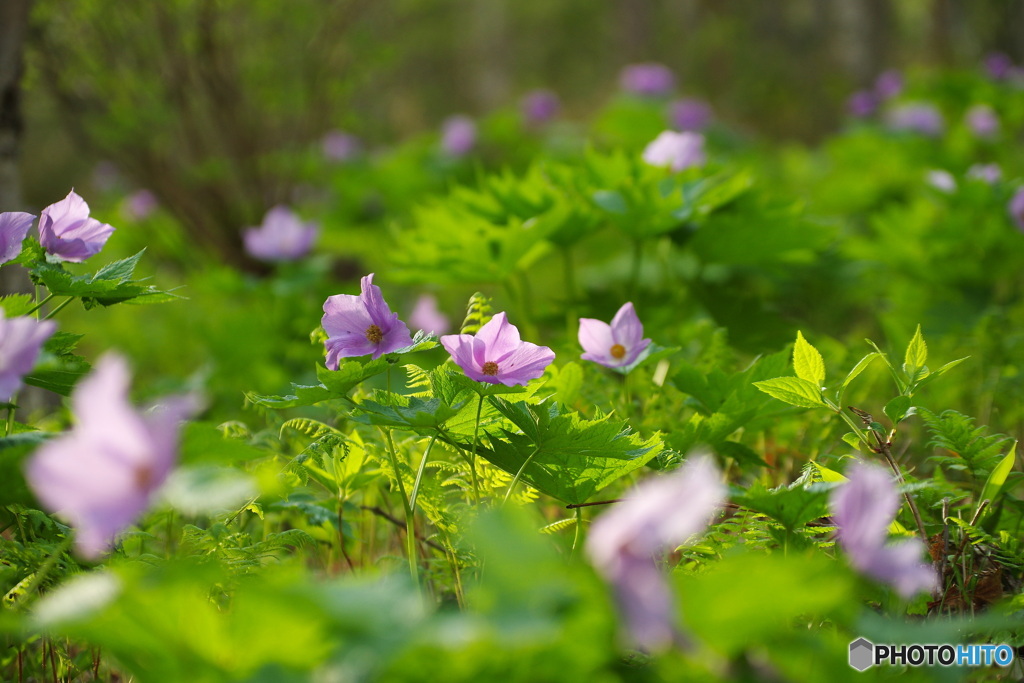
[[28, 249, 178, 309]]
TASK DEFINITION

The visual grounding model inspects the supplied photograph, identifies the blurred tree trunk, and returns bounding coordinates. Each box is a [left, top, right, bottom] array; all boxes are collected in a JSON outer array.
[[468, 0, 510, 110], [0, 0, 33, 295], [615, 0, 654, 61], [829, 0, 893, 83]]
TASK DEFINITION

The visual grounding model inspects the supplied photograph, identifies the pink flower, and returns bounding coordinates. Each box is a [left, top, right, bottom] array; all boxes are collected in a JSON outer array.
[[521, 90, 560, 126], [124, 190, 158, 221], [243, 206, 319, 262], [578, 302, 651, 370], [441, 115, 477, 157], [1009, 188, 1024, 232], [831, 462, 939, 599], [322, 130, 361, 162], [37, 190, 115, 263], [642, 131, 705, 172], [874, 70, 904, 100], [322, 273, 414, 367], [668, 98, 712, 132], [0, 312, 56, 402], [0, 212, 36, 265], [440, 312, 554, 386], [620, 63, 675, 97], [965, 104, 999, 139], [25, 355, 196, 559], [409, 294, 450, 335], [587, 456, 726, 651]]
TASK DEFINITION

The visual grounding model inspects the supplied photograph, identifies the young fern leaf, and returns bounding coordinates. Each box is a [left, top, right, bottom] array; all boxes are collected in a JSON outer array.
[[459, 292, 493, 334]]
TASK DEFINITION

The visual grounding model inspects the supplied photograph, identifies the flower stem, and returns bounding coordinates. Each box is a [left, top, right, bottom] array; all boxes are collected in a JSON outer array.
[[467, 394, 484, 505], [571, 506, 584, 555], [13, 532, 73, 610], [26, 293, 55, 317], [381, 428, 418, 583], [41, 297, 74, 321], [409, 434, 438, 512], [502, 445, 540, 505], [5, 393, 16, 437]]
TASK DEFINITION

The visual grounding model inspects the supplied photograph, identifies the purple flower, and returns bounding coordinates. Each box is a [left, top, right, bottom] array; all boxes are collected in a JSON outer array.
[[123, 190, 158, 221], [886, 103, 945, 137], [668, 98, 712, 132], [322, 130, 361, 162], [1008, 187, 1024, 232], [619, 63, 675, 97], [578, 302, 651, 369], [847, 90, 879, 118], [243, 205, 319, 262], [440, 312, 554, 386], [0, 312, 56, 402], [874, 70, 904, 100], [926, 170, 956, 193], [965, 104, 1000, 139], [37, 190, 115, 263], [322, 273, 414, 368], [409, 294, 450, 335], [967, 163, 1001, 184], [831, 462, 939, 599], [0, 212, 36, 265], [25, 354, 196, 559], [984, 52, 1013, 81], [440, 115, 477, 158], [587, 456, 725, 651], [642, 131, 705, 172], [521, 90, 560, 126]]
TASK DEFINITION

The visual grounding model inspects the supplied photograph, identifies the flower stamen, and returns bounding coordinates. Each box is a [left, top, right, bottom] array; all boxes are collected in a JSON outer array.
[[481, 361, 499, 376], [365, 324, 384, 344], [610, 344, 627, 360]]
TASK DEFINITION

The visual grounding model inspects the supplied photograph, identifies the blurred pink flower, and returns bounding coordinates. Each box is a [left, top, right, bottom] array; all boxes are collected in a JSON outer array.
[[926, 170, 956, 193], [521, 90, 560, 126], [440, 312, 554, 386], [0, 312, 55, 402], [322, 273, 413, 367], [620, 63, 675, 97], [847, 90, 879, 118], [578, 302, 651, 370], [441, 115, 477, 157], [886, 103, 944, 137], [668, 98, 712, 132], [874, 70, 904, 100], [984, 52, 1013, 81], [965, 104, 999, 139], [831, 462, 938, 599], [244, 205, 319, 262], [409, 294, 450, 335], [1008, 187, 1024, 232], [0, 212, 35, 265], [322, 130, 361, 162], [25, 354, 196, 559], [587, 456, 725, 651], [967, 163, 1001, 184], [124, 190, 158, 221], [642, 131, 705, 172]]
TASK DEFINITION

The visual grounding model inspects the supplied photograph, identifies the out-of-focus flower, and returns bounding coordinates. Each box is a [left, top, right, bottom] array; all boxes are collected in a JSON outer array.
[[124, 190, 158, 221], [668, 98, 712, 132], [322, 130, 361, 162], [440, 115, 477, 157], [91, 161, 120, 193], [886, 103, 944, 137], [847, 90, 879, 118], [0, 312, 55, 402], [25, 354, 196, 559], [926, 169, 956, 193], [965, 104, 1000, 139], [874, 70, 904, 100], [967, 163, 1001, 184], [37, 190, 115, 263], [322, 273, 413, 368], [1008, 187, 1024, 232], [409, 294, 450, 335], [0, 212, 36, 265], [984, 52, 1013, 81], [243, 206, 319, 263], [578, 302, 651, 370], [521, 90, 560, 126], [440, 312, 554, 386], [642, 131, 705, 172], [587, 456, 726, 651], [831, 462, 939, 599], [619, 63, 675, 97]]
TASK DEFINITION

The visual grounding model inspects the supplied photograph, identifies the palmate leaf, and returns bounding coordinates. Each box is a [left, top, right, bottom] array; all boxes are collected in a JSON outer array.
[[474, 398, 663, 505]]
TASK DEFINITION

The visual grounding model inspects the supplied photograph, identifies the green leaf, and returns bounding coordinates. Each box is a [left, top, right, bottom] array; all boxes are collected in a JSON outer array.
[[0, 294, 35, 317], [180, 422, 265, 465], [978, 441, 1016, 512], [548, 362, 583, 406], [246, 384, 336, 409], [350, 396, 465, 432], [316, 359, 389, 395], [0, 432, 49, 506], [475, 399, 663, 505], [792, 331, 825, 387], [903, 324, 928, 377], [27, 250, 177, 308], [883, 396, 913, 425], [838, 352, 879, 403], [22, 332, 91, 396], [753, 377, 827, 408], [733, 481, 831, 530]]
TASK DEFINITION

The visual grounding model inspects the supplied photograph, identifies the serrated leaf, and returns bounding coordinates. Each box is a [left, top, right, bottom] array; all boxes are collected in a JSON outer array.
[[475, 399, 663, 505], [246, 384, 336, 409], [733, 481, 831, 530], [350, 396, 465, 431], [316, 358, 390, 395], [903, 324, 928, 376], [883, 396, 913, 425], [753, 377, 827, 408], [0, 294, 35, 317], [793, 331, 825, 387], [841, 432, 862, 449]]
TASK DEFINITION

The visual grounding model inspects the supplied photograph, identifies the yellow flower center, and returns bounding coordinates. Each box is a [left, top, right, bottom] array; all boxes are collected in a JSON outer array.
[[610, 344, 626, 359], [365, 324, 384, 344], [482, 361, 500, 376]]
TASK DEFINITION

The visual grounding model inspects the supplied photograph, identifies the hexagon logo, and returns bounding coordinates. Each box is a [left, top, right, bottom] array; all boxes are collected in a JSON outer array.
[[849, 638, 874, 671]]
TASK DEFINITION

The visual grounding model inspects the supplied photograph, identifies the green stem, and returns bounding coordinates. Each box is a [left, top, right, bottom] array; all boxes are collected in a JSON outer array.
[[41, 297, 74, 321], [13, 533, 73, 610], [571, 506, 584, 555], [409, 434, 438, 512], [502, 445, 540, 505], [382, 429, 418, 583], [467, 394, 484, 504], [5, 392, 16, 437], [26, 293, 55, 317]]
